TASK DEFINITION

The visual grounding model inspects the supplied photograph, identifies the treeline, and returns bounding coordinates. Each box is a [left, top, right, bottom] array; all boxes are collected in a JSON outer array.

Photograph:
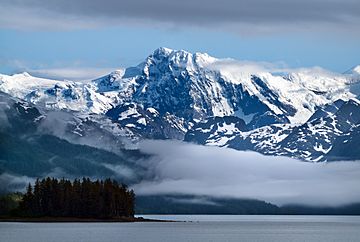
[[18, 177, 135, 218], [0, 193, 22, 216]]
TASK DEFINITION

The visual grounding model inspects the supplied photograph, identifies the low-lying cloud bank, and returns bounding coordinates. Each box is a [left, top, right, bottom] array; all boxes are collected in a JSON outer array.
[[0, 173, 35, 194], [28, 67, 117, 81], [133, 140, 360, 207]]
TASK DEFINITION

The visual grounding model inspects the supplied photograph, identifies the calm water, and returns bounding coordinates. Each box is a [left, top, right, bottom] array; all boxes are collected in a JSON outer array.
[[1, 215, 360, 242]]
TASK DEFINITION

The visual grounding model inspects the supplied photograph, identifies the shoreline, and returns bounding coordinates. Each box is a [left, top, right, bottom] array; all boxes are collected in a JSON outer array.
[[0, 216, 176, 223]]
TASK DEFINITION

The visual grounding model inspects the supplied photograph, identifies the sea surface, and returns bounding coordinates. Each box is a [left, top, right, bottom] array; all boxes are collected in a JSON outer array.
[[1, 215, 360, 242]]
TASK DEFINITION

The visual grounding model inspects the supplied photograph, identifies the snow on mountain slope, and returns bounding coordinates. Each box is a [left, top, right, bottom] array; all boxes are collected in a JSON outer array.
[[187, 98, 360, 161], [209, 64, 357, 123], [0, 91, 145, 181], [0, 72, 58, 98], [0, 71, 122, 114], [117, 47, 240, 119], [1, 47, 360, 161]]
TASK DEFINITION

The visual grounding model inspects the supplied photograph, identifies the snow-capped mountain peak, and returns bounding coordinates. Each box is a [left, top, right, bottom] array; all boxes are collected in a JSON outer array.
[[153, 46, 173, 57], [140, 47, 217, 74]]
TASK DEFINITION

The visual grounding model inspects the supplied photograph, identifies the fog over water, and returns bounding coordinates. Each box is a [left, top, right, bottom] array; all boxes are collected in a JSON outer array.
[[132, 140, 360, 206]]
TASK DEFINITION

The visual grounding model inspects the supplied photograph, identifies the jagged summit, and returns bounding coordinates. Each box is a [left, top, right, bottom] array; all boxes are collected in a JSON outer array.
[[152, 47, 174, 57], [123, 47, 216, 80], [143, 47, 217, 70]]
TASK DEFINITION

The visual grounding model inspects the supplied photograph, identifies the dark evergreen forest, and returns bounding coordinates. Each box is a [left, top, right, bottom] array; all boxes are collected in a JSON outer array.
[[18, 177, 135, 218]]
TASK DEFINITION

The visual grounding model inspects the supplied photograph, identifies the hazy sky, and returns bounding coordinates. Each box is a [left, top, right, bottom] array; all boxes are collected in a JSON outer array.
[[0, 0, 359, 79]]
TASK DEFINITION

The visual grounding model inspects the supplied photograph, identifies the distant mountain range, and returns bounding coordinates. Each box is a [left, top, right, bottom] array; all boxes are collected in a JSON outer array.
[[1, 47, 360, 167]]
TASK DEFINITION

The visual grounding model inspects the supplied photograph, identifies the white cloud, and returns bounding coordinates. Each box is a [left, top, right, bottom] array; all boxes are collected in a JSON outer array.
[[205, 58, 284, 75], [0, 173, 35, 193], [102, 164, 136, 180], [27, 67, 119, 81], [132, 140, 360, 206], [0, 58, 120, 81], [205, 58, 344, 78]]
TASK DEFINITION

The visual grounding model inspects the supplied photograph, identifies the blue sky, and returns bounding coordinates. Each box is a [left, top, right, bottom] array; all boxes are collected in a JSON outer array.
[[0, 0, 359, 79]]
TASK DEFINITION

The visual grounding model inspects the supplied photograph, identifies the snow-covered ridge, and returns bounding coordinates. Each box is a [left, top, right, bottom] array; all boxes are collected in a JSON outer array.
[[0, 47, 359, 125], [0, 71, 121, 114]]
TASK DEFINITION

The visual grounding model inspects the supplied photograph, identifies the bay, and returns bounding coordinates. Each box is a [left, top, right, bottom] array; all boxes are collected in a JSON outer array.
[[1, 215, 359, 242]]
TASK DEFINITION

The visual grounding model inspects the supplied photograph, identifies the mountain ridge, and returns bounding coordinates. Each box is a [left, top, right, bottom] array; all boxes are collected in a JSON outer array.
[[1, 47, 360, 162]]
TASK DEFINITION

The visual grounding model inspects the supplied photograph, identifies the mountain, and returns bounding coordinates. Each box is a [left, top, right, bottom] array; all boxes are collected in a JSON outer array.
[[186, 98, 360, 161], [1, 47, 360, 162], [0, 91, 146, 189], [135, 195, 360, 215]]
